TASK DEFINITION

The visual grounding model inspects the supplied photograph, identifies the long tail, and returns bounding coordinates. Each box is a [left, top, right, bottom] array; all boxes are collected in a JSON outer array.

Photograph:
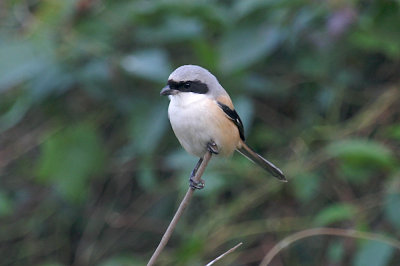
[[237, 141, 287, 182]]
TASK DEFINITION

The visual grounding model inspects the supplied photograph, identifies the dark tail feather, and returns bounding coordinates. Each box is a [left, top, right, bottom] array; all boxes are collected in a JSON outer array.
[[237, 142, 287, 182]]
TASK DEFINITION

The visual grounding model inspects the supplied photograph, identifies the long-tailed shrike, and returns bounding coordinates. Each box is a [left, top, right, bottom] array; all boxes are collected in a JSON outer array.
[[161, 65, 286, 189]]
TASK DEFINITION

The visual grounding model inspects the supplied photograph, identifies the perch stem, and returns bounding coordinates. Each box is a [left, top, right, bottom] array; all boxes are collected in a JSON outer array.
[[147, 151, 213, 266]]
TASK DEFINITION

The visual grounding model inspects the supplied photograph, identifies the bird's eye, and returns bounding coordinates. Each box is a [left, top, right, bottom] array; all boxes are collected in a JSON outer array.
[[183, 82, 191, 89]]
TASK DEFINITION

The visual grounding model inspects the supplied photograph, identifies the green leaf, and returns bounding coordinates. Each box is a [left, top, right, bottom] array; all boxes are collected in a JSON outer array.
[[338, 162, 376, 184], [233, 96, 255, 134], [314, 203, 356, 226], [39, 262, 65, 266], [121, 103, 168, 160], [0, 192, 13, 217], [36, 124, 106, 203], [29, 64, 74, 101], [0, 96, 32, 133], [137, 159, 157, 191], [326, 139, 395, 169], [99, 255, 143, 266], [350, 29, 400, 58], [384, 124, 400, 141], [121, 49, 171, 82], [233, 0, 275, 19], [353, 241, 394, 266], [296, 53, 329, 78], [384, 192, 400, 229], [0, 39, 52, 91], [327, 241, 344, 263], [34, 0, 76, 30], [136, 16, 204, 43], [192, 40, 218, 69], [219, 25, 285, 73], [176, 237, 204, 263], [292, 173, 320, 203]]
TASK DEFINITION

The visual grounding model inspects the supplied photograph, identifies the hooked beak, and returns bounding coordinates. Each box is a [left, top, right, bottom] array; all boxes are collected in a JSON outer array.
[[160, 85, 177, 96]]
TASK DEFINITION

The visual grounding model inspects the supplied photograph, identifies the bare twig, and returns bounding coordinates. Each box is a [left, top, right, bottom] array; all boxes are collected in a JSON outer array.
[[206, 242, 243, 266], [147, 151, 213, 266], [260, 227, 400, 266]]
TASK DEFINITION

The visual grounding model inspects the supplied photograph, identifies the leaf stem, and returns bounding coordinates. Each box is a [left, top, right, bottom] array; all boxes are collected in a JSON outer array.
[[260, 227, 400, 266]]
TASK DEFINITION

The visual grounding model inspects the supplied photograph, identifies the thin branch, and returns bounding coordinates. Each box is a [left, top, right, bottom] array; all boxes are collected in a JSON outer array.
[[206, 242, 243, 266], [260, 227, 400, 266], [147, 151, 213, 266]]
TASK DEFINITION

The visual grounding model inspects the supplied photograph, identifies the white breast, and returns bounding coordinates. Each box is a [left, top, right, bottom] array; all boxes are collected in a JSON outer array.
[[168, 93, 239, 157]]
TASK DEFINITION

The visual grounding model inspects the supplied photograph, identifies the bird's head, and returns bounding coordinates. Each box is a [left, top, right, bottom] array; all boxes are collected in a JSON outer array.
[[160, 65, 225, 99]]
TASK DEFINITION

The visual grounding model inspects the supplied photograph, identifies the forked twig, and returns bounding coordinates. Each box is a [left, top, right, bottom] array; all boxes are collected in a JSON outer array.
[[206, 242, 243, 266], [260, 227, 400, 266], [147, 151, 213, 266]]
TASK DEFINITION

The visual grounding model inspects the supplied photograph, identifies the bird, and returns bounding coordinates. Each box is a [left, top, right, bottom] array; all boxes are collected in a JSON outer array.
[[160, 65, 286, 189]]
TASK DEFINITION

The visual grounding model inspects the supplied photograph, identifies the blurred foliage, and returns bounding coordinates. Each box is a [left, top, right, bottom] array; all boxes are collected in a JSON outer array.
[[1, 0, 400, 265]]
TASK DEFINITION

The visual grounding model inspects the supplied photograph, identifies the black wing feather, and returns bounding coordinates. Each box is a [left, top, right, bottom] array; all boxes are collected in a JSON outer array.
[[217, 101, 245, 141]]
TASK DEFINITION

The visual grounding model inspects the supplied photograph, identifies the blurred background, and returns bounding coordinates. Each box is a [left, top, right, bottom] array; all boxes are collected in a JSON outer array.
[[1, 0, 400, 265]]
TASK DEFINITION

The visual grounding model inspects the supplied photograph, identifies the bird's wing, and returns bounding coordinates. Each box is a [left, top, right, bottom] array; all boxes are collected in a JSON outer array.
[[216, 96, 245, 141]]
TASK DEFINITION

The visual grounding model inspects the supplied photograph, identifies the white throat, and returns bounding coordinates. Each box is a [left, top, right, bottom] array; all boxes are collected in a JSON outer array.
[[169, 92, 208, 107]]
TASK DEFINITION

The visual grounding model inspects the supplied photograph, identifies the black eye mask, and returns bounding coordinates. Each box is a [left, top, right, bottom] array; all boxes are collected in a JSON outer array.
[[167, 80, 209, 94]]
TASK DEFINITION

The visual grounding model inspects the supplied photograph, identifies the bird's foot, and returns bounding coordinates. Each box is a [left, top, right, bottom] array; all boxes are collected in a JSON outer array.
[[207, 141, 219, 154], [189, 157, 205, 190], [189, 176, 205, 190]]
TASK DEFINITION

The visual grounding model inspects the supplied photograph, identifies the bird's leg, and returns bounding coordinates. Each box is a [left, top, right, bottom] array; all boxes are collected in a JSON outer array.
[[189, 157, 205, 190], [190, 157, 203, 179], [189, 142, 218, 190], [207, 141, 219, 154]]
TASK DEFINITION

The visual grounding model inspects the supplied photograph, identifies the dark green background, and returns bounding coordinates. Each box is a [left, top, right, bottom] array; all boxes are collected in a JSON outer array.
[[1, 0, 400, 265]]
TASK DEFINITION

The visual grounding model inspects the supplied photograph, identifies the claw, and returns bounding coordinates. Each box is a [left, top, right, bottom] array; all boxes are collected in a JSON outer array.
[[188, 146, 215, 190], [189, 177, 205, 190], [189, 157, 205, 190], [207, 141, 219, 154]]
